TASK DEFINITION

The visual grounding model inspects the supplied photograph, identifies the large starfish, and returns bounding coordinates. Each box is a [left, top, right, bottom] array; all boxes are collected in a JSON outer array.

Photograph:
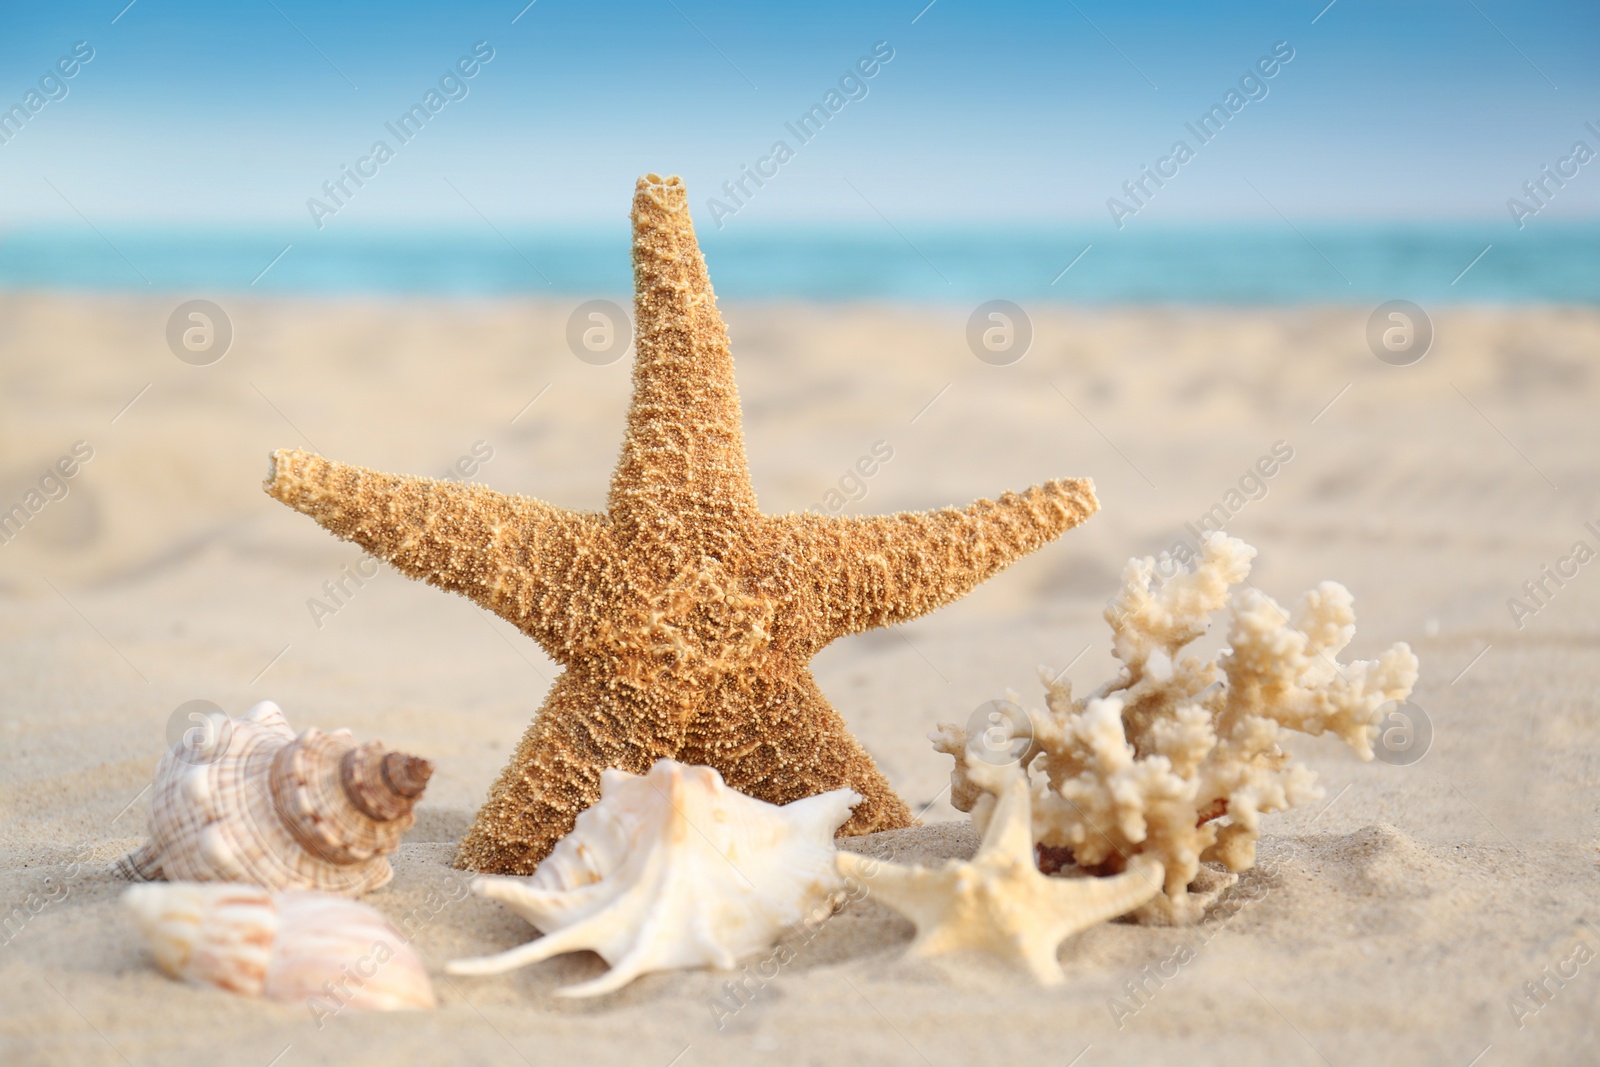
[[264, 174, 1099, 875]]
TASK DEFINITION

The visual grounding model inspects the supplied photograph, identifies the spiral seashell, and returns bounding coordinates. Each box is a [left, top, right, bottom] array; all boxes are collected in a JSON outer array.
[[115, 701, 433, 896], [125, 882, 436, 1012], [447, 758, 859, 997]]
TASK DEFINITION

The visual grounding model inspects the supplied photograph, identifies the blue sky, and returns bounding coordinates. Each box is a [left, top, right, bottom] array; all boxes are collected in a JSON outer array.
[[1, 0, 1596, 230]]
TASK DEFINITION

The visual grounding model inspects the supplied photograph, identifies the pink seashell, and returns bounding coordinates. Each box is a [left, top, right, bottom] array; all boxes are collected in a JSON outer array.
[[125, 882, 436, 1012]]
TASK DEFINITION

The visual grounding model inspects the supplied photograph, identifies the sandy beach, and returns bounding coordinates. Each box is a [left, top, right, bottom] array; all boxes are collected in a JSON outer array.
[[2, 293, 1596, 1066]]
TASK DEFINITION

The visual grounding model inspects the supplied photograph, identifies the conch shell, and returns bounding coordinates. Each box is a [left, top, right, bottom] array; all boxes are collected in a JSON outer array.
[[125, 881, 436, 1012], [448, 758, 859, 997], [115, 700, 433, 896]]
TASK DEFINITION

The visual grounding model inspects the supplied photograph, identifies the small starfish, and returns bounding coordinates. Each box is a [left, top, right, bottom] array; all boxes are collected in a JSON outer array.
[[264, 174, 1099, 875], [837, 777, 1162, 983]]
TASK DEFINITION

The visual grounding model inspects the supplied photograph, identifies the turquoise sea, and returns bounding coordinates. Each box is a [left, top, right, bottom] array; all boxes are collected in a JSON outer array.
[[0, 222, 1594, 303]]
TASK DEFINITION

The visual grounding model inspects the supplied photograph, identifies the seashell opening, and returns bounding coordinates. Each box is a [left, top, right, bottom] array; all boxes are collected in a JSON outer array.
[[113, 841, 165, 883]]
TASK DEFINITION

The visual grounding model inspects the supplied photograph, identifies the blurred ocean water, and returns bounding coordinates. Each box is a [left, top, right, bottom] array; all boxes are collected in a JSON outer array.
[[0, 222, 1594, 303]]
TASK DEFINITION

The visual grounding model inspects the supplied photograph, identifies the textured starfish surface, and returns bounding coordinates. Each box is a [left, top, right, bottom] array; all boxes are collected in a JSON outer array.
[[837, 777, 1163, 984], [264, 174, 1100, 875]]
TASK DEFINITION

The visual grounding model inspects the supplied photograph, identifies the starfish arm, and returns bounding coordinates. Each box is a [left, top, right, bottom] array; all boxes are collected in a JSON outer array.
[[1042, 855, 1165, 939], [607, 174, 761, 540], [453, 672, 681, 875], [677, 671, 914, 838], [793, 478, 1099, 639], [974, 777, 1039, 864], [1014, 937, 1071, 986], [835, 851, 951, 931], [264, 448, 600, 656]]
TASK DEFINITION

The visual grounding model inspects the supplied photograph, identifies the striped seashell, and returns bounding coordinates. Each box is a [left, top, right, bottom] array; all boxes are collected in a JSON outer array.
[[115, 701, 432, 896], [125, 882, 436, 1012]]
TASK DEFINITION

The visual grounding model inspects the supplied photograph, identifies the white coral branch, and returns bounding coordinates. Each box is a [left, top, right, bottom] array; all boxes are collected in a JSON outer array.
[[939, 533, 1419, 925]]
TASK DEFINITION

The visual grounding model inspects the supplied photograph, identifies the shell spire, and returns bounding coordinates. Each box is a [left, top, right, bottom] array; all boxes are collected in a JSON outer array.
[[341, 742, 433, 821], [115, 701, 433, 896]]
